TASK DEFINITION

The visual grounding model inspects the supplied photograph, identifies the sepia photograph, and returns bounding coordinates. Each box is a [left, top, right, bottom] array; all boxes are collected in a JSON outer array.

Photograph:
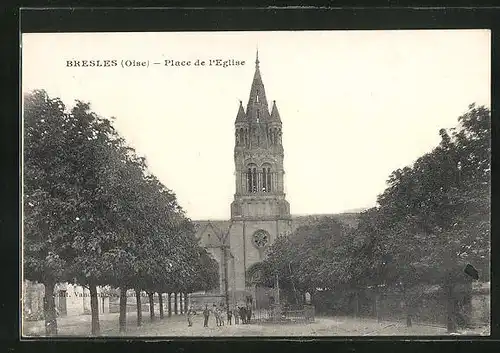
[[21, 30, 491, 337]]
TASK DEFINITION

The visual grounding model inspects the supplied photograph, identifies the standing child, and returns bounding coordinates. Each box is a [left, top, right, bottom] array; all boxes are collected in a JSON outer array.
[[186, 307, 194, 327]]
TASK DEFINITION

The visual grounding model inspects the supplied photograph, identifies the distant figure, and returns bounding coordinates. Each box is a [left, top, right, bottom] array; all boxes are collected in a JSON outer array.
[[214, 304, 221, 326], [239, 306, 247, 324], [234, 307, 239, 324], [186, 307, 194, 327], [219, 306, 225, 326], [203, 305, 210, 327], [246, 306, 252, 324], [227, 308, 233, 325]]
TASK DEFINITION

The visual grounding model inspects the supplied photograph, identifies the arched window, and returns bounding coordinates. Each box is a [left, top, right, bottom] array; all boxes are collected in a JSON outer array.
[[262, 167, 267, 192], [267, 167, 272, 192], [247, 163, 257, 193], [262, 163, 272, 193], [252, 167, 257, 192], [247, 167, 252, 193]]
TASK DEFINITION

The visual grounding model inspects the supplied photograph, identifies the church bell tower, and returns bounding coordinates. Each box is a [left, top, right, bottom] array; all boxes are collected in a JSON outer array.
[[229, 51, 291, 294]]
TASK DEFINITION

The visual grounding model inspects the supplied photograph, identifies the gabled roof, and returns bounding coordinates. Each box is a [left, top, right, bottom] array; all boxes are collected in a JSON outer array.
[[194, 220, 231, 245]]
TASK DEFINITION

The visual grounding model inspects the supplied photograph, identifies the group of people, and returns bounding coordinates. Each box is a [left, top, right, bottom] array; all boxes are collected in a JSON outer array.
[[190, 303, 253, 328]]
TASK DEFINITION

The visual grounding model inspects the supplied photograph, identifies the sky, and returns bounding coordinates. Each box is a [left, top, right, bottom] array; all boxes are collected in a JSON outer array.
[[21, 30, 491, 220]]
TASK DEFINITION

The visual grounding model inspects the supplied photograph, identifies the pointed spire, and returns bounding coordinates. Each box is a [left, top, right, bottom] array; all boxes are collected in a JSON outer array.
[[270, 100, 281, 122], [235, 100, 246, 123], [246, 50, 269, 122]]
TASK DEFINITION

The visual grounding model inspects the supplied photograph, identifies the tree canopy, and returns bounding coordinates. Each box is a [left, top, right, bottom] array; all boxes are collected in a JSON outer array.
[[257, 103, 490, 303], [23, 89, 218, 335]]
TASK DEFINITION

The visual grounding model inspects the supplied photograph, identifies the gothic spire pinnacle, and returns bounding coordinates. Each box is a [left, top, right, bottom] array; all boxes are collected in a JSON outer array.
[[270, 100, 282, 123], [235, 100, 246, 123], [246, 50, 269, 121]]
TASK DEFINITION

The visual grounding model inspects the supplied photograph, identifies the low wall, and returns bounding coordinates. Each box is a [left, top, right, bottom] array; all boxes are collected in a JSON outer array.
[[312, 282, 490, 329]]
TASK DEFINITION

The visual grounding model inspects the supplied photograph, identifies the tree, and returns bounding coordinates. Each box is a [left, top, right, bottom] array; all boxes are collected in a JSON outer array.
[[60, 101, 134, 336], [24, 90, 76, 335], [256, 217, 353, 304], [24, 90, 215, 335], [260, 103, 490, 328], [24, 91, 142, 335], [354, 104, 491, 330]]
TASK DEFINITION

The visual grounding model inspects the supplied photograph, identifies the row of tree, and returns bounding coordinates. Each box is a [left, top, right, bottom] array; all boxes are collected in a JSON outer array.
[[249, 104, 491, 332], [23, 90, 219, 336]]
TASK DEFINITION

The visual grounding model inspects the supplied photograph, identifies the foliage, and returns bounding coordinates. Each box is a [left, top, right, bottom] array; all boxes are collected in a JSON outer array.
[[260, 104, 490, 300], [251, 217, 355, 300], [368, 103, 491, 286], [23, 90, 219, 333]]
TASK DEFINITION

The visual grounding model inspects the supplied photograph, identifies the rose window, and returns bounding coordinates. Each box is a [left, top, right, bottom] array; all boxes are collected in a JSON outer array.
[[252, 230, 269, 248]]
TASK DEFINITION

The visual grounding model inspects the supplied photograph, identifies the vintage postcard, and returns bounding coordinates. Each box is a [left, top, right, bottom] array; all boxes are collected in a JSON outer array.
[[21, 30, 491, 337]]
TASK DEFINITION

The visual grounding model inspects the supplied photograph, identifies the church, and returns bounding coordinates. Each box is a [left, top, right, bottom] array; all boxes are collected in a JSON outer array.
[[193, 52, 361, 308], [22, 52, 361, 320]]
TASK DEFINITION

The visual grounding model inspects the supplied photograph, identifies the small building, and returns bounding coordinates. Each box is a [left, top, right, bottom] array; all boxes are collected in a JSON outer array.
[[23, 280, 110, 320]]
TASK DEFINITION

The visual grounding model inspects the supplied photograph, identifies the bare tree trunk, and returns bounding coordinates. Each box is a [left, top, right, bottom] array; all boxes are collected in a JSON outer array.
[[184, 292, 189, 312], [119, 286, 127, 333], [406, 309, 412, 327], [354, 291, 359, 318], [174, 293, 178, 315], [403, 287, 412, 327], [463, 281, 473, 328], [375, 290, 380, 323], [159, 293, 164, 319], [148, 292, 155, 322], [167, 292, 172, 317], [89, 282, 100, 335], [180, 293, 184, 315], [43, 279, 58, 336], [446, 281, 457, 333], [135, 289, 142, 327]]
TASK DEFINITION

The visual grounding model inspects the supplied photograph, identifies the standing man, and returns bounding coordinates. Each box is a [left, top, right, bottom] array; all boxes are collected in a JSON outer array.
[[240, 306, 246, 324], [227, 307, 233, 325], [234, 307, 239, 325], [203, 305, 210, 328], [246, 305, 252, 324], [213, 304, 220, 326], [219, 305, 225, 326]]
